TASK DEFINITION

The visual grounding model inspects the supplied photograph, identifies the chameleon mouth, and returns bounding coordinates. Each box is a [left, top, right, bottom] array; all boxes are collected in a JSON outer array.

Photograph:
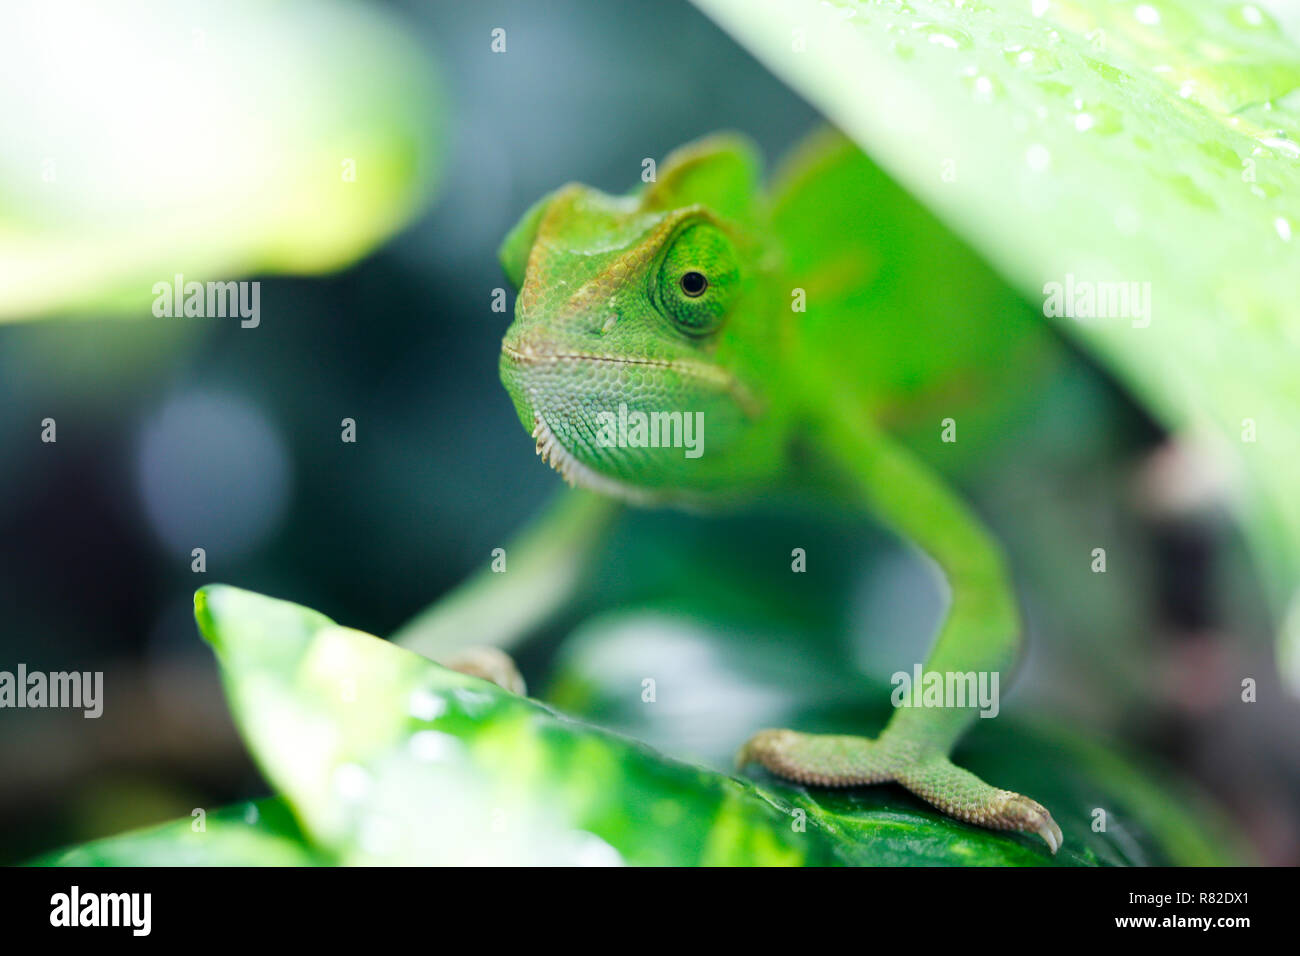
[[500, 342, 761, 417]]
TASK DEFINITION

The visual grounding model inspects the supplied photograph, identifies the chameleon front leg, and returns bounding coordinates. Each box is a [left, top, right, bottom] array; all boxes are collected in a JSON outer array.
[[391, 489, 620, 690], [738, 415, 1062, 853]]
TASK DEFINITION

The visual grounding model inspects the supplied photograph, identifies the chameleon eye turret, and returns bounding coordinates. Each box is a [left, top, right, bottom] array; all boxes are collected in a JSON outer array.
[[654, 220, 738, 336]]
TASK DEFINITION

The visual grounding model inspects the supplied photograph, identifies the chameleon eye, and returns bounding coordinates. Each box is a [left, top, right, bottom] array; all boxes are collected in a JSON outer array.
[[680, 271, 708, 297], [657, 222, 738, 336]]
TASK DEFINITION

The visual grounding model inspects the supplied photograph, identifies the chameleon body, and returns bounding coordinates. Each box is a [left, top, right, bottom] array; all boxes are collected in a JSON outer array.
[[494, 129, 1062, 852]]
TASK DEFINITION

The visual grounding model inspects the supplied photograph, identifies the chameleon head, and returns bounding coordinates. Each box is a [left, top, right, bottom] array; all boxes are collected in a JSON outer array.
[[497, 136, 783, 505]]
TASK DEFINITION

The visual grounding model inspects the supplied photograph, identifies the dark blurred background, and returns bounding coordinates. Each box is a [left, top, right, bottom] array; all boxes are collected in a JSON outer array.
[[1, 0, 1296, 864]]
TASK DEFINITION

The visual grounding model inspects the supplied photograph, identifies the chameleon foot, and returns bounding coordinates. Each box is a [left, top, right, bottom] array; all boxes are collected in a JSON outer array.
[[439, 646, 526, 695], [737, 728, 1061, 854]]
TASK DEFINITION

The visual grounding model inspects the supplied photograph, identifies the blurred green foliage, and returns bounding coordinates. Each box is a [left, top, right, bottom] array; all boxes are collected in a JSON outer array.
[[29, 798, 322, 867], [0, 0, 443, 320]]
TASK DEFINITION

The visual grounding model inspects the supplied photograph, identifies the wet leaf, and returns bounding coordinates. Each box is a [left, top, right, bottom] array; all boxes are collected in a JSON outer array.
[[193, 585, 836, 864], [190, 585, 1233, 864]]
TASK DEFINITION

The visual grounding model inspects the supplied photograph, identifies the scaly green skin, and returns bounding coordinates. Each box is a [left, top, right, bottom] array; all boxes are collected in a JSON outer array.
[[494, 130, 1062, 852]]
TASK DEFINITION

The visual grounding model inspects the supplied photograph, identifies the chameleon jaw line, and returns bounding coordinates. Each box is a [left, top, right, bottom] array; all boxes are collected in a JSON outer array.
[[529, 413, 663, 506]]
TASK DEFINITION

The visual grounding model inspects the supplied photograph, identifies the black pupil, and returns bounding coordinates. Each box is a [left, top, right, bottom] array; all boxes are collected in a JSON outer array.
[[680, 271, 707, 296]]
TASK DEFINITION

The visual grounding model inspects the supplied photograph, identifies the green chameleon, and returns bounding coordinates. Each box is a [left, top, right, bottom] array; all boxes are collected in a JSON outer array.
[[401, 128, 1062, 852]]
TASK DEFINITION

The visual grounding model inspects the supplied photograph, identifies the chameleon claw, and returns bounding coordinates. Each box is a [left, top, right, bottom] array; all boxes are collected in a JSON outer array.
[[439, 646, 526, 695], [1034, 817, 1062, 855], [992, 791, 1062, 855]]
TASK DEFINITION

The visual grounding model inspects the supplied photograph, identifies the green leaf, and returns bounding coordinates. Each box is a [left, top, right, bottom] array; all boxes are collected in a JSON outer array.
[[28, 798, 324, 867], [0, 0, 443, 321], [195, 584, 821, 864], [688, 0, 1300, 686], [185, 585, 1238, 864]]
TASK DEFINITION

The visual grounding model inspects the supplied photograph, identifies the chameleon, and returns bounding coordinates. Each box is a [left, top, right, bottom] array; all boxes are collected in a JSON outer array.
[[401, 128, 1063, 852]]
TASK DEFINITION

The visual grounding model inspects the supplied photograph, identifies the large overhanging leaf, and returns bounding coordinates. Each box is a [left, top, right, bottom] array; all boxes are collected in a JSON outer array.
[[689, 0, 1300, 685], [0, 0, 442, 320]]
